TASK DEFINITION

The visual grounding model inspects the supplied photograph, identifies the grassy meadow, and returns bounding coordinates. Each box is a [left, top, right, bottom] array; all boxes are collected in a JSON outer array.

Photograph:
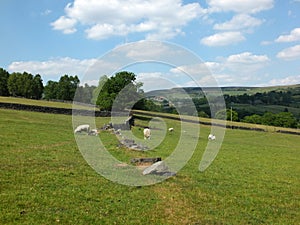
[[0, 108, 299, 224], [0, 96, 95, 110]]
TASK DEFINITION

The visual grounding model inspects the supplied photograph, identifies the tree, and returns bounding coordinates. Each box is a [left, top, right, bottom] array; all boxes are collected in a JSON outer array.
[[215, 108, 239, 121], [274, 112, 297, 128], [44, 81, 59, 100], [32, 74, 44, 99], [96, 71, 143, 111], [7, 72, 35, 98], [56, 75, 80, 101], [75, 83, 96, 104], [0, 68, 10, 96], [7, 72, 21, 97], [242, 114, 262, 124], [91, 75, 108, 105]]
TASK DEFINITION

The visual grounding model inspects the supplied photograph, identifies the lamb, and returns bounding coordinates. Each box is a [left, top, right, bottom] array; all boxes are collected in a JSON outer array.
[[143, 128, 151, 140], [168, 127, 174, 132], [208, 134, 216, 140], [88, 129, 99, 136], [74, 124, 90, 134]]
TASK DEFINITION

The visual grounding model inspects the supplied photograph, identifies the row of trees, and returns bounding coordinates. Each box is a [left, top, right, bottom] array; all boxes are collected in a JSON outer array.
[[0, 68, 87, 102], [0, 69, 43, 99], [0, 68, 299, 128], [44, 75, 80, 101], [243, 112, 298, 128], [224, 91, 295, 106]]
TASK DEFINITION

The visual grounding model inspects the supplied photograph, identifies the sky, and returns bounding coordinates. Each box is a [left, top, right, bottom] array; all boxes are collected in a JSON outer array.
[[1, 0, 300, 91]]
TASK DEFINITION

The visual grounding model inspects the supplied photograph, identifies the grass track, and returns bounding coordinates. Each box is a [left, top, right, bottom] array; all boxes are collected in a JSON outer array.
[[0, 109, 299, 224]]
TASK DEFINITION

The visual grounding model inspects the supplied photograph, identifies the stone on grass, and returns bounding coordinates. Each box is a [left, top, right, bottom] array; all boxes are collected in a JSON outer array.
[[142, 161, 169, 175]]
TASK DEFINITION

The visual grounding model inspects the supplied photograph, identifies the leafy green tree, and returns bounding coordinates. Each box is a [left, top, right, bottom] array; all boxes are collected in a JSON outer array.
[[261, 112, 277, 126], [242, 114, 262, 124], [56, 75, 80, 101], [43, 81, 59, 100], [260, 111, 297, 128], [198, 111, 209, 118], [0, 68, 10, 96], [274, 112, 297, 128], [7, 72, 34, 98], [215, 108, 239, 121], [96, 71, 143, 111], [75, 83, 96, 104], [91, 75, 108, 104], [7, 72, 20, 97], [32, 74, 44, 99]]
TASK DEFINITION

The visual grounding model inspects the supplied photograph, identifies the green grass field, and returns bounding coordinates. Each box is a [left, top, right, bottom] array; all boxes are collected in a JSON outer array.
[[0, 108, 299, 224], [0, 97, 95, 110]]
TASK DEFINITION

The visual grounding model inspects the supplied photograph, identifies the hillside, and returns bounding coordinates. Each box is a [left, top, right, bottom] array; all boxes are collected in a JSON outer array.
[[146, 84, 300, 98], [145, 84, 300, 124]]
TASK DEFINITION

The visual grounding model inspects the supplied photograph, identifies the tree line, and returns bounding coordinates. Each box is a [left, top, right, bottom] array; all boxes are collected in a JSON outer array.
[[0, 67, 299, 128], [0, 68, 93, 102]]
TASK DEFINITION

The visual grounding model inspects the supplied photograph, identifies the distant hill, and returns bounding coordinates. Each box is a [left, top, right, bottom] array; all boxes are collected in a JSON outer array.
[[145, 84, 300, 124], [146, 84, 300, 98]]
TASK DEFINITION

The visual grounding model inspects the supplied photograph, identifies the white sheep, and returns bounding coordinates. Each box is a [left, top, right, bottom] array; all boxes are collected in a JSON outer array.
[[74, 124, 90, 134], [143, 128, 151, 140], [168, 127, 174, 132], [88, 128, 99, 136], [208, 134, 216, 140]]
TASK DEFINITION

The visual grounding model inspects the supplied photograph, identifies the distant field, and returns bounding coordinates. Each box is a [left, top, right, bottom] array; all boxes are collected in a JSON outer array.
[[147, 84, 300, 97], [133, 109, 300, 134], [0, 108, 299, 224]]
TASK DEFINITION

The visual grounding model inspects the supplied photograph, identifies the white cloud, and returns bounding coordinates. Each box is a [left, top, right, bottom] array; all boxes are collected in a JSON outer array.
[[51, 16, 77, 34], [276, 45, 300, 60], [136, 72, 178, 91], [207, 0, 274, 14], [8, 57, 97, 81], [224, 52, 270, 72], [268, 75, 300, 86], [275, 28, 300, 43], [200, 31, 245, 46], [170, 62, 221, 76], [226, 52, 270, 64], [51, 0, 204, 40], [213, 14, 263, 31]]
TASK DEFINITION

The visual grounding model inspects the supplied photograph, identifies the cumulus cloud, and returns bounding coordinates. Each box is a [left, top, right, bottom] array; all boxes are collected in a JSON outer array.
[[268, 75, 300, 86], [51, 16, 77, 34], [224, 52, 270, 72], [275, 28, 300, 43], [8, 57, 97, 80], [201, 31, 245, 46], [213, 14, 264, 31], [201, 1, 272, 47], [136, 72, 177, 91], [207, 0, 274, 14], [276, 45, 300, 60], [169, 52, 269, 86], [170, 62, 221, 76], [226, 52, 269, 64], [51, 0, 204, 40]]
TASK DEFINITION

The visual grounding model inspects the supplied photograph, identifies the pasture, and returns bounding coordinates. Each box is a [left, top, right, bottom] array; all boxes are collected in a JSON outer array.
[[0, 108, 299, 224]]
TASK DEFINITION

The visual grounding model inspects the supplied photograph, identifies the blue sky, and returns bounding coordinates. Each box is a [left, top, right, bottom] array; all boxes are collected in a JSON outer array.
[[1, 0, 300, 91]]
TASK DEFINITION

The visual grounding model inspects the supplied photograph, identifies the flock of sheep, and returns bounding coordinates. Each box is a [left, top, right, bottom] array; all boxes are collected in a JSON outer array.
[[74, 124, 216, 140]]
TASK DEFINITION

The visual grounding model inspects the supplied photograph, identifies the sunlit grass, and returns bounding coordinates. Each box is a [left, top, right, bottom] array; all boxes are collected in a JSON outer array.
[[0, 108, 299, 224]]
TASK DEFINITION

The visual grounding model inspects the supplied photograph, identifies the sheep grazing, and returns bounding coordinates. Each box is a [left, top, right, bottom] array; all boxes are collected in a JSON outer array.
[[143, 128, 151, 140], [208, 134, 216, 140], [88, 129, 99, 136], [74, 124, 90, 134], [168, 127, 174, 132]]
